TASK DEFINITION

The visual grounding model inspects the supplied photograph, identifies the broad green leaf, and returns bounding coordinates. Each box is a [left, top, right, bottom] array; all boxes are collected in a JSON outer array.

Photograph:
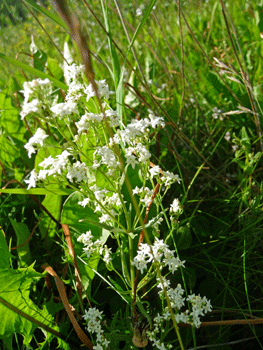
[[0, 53, 68, 91], [0, 89, 29, 175], [61, 191, 101, 238], [46, 57, 64, 81], [0, 230, 13, 268], [0, 135, 18, 167], [79, 218, 126, 234], [33, 49, 48, 73], [0, 265, 56, 345], [8, 76, 21, 94], [10, 219, 33, 267], [38, 191, 62, 246], [96, 165, 116, 191]]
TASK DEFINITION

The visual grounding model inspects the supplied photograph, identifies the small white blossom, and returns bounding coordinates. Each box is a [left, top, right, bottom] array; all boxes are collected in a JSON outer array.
[[38, 150, 70, 177], [20, 99, 40, 119], [161, 171, 181, 187], [24, 128, 48, 158], [50, 100, 78, 118], [148, 165, 161, 179], [24, 169, 38, 189], [78, 197, 90, 207], [85, 79, 114, 101], [170, 198, 181, 214], [66, 161, 88, 182]]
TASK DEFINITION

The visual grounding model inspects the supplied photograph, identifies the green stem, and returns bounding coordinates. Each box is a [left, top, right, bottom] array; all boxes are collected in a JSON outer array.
[[129, 234, 135, 291]]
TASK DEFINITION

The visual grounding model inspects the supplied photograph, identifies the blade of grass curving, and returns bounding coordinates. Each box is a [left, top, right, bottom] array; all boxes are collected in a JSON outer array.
[[78, 256, 131, 304], [128, 0, 157, 51], [0, 53, 68, 91], [100, 0, 120, 88], [0, 188, 73, 195], [100, 0, 124, 122], [219, 0, 263, 151], [22, 0, 70, 33]]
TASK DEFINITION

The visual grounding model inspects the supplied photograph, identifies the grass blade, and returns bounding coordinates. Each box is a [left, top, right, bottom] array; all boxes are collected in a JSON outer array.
[[22, 0, 70, 32], [0, 53, 68, 91]]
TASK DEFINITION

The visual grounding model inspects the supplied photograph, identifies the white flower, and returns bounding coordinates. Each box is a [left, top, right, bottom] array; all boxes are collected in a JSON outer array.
[[102, 245, 112, 264], [161, 171, 181, 187], [66, 161, 88, 182], [141, 187, 154, 206], [125, 153, 138, 169], [50, 100, 78, 118], [78, 197, 90, 207], [148, 165, 161, 179], [170, 198, 181, 214], [94, 146, 120, 173], [77, 230, 93, 245], [21, 78, 51, 104], [20, 99, 40, 119], [132, 186, 141, 195], [38, 150, 70, 177], [105, 109, 120, 127], [135, 143, 151, 162], [85, 79, 114, 101], [24, 170, 38, 189], [148, 113, 165, 128], [224, 131, 231, 142], [163, 253, 185, 273], [131, 243, 153, 273], [64, 63, 84, 85], [136, 8, 143, 16], [24, 128, 48, 158]]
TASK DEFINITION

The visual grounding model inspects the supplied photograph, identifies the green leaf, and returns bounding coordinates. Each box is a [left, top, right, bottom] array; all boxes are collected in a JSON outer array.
[[33, 49, 48, 73], [0, 188, 73, 196], [38, 190, 62, 247], [0, 230, 13, 268], [22, 0, 70, 32], [0, 53, 68, 91], [8, 76, 21, 94], [174, 224, 192, 250], [129, 0, 157, 50], [46, 57, 64, 81], [100, 0, 120, 88], [10, 219, 33, 267], [61, 191, 102, 237], [0, 265, 57, 345], [0, 90, 27, 168]]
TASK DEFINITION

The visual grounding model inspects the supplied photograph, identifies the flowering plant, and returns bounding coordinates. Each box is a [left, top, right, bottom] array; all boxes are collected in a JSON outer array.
[[20, 46, 212, 349]]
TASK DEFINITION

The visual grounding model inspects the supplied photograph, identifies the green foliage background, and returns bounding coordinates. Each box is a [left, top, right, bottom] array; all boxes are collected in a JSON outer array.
[[1, 0, 263, 349]]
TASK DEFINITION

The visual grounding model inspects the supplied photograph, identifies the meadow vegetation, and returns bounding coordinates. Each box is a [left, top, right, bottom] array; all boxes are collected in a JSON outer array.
[[1, 0, 263, 349]]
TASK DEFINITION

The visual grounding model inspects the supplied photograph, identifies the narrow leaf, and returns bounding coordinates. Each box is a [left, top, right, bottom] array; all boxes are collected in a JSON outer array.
[[0, 53, 68, 91], [22, 0, 69, 32]]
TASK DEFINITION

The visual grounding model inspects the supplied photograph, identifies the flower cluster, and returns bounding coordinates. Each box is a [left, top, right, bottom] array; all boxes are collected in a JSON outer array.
[[20, 44, 212, 349], [132, 238, 185, 274], [83, 307, 110, 349], [77, 230, 112, 264], [20, 78, 52, 120], [132, 239, 212, 334]]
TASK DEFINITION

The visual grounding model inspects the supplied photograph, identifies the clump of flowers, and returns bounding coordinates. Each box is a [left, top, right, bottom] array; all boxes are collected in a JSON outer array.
[[77, 230, 112, 265], [83, 307, 110, 350], [132, 239, 212, 327], [20, 44, 212, 349]]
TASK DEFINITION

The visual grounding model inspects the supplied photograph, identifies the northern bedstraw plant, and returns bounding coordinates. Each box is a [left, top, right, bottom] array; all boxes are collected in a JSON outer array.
[[21, 47, 212, 349]]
